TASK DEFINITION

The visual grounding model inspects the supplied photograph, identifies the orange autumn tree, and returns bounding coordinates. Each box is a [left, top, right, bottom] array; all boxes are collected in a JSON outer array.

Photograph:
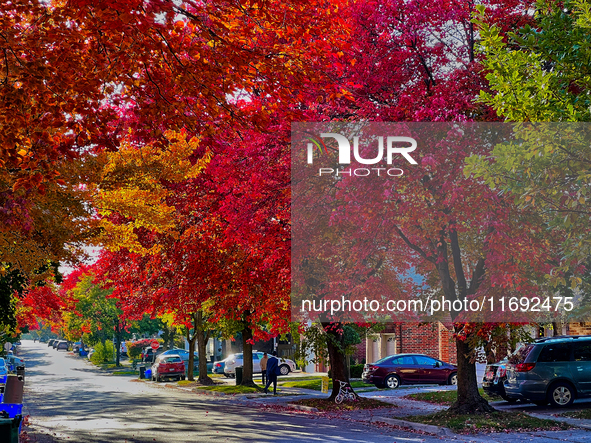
[[1, 0, 349, 333]]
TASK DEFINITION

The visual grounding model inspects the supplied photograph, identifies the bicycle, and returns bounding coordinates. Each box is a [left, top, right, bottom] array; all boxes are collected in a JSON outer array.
[[335, 380, 357, 404]]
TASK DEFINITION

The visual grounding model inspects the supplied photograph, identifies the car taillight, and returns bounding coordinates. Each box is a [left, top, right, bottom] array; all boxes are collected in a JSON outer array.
[[498, 367, 506, 377], [515, 363, 535, 372], [368, 365, 378, 371]]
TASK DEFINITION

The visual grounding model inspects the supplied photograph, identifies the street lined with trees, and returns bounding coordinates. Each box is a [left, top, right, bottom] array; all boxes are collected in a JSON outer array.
[[1, 0, 590, 432]]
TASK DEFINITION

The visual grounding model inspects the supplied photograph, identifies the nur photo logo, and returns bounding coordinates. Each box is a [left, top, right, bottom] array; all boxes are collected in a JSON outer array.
[[305, 132, 418, 177]]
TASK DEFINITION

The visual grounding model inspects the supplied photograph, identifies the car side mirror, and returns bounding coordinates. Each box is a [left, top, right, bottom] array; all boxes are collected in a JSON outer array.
[[434, 362, 441, 368]]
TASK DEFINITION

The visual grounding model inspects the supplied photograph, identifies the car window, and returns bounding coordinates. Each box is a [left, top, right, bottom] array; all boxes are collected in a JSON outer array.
[[390, 356, 414, 365], [162, 356, 182, 363], [508, 344, 534, 364], [375, 355, 395, 364], [253, 354, 260, 361], [574, 342, 591, 361], [538, 343, 571, 363], [414, 356, 437, 365]]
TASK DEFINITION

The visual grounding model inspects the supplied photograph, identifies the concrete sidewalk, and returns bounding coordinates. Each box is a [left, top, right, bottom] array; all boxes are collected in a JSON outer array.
[[234, 385, 591, 443]]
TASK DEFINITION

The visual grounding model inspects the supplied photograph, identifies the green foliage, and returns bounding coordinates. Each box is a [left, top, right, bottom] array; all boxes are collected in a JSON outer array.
[[475, 1, 591, 122], [350, 364, 364, 379], [65, 275, 120, 344], [292, 322, 377, 369], [472, 1, 591, 279], [90, 341, 115, 364]]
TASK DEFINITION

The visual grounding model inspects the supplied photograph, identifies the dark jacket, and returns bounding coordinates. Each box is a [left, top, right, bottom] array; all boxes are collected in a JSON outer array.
[[266, 356, 280, 376]]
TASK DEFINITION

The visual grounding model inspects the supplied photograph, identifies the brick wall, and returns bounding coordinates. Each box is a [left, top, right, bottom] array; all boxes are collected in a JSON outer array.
[[567, 322, 591, 336]]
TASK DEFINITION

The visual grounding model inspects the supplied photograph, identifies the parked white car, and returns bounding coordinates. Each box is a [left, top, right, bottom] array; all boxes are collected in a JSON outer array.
[[224, 351, 296, 377]]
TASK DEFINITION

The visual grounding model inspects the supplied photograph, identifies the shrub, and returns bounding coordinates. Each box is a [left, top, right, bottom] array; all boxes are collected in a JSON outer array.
[[328, 364, 365, 379], [90, 341, 115, 364], [350, 364, 364, 378]]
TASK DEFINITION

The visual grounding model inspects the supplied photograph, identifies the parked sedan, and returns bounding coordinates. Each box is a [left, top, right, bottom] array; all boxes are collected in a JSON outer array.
[[482, 358, 515, 402], [212, 358, 228, 375], [362, 354, 457, 389], [151, 355, 185, 382], [56, 341, 69, 351], [224, 352, 296, 377]]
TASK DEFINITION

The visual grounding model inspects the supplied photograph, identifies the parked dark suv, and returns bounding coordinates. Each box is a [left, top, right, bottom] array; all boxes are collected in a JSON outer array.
[[505, 335, 591, 407]]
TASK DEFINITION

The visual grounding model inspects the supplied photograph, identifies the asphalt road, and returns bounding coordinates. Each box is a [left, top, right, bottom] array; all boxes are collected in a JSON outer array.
[[19, 341, 449, 443]]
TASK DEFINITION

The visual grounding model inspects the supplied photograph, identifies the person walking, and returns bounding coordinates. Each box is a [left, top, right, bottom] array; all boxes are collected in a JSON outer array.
[[264, 351, 280, 395], [260, 352, 268, 386]]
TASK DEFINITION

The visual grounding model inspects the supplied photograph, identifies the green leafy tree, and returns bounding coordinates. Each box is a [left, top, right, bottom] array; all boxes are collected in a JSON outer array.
[[471, 1, 591, 278]]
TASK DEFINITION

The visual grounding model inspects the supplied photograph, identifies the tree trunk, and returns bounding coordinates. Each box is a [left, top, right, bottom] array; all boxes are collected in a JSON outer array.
[[239, 324, 257, 387], [115, 334, 121, 367], [195, 311, 213, 385], [186, 325, 198, 382], [114, 319, 121, 367], [322, 322, 357, 401], [449, 331, 494, 414]]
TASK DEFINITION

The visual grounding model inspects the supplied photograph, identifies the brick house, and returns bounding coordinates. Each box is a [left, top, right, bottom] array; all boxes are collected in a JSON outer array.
[[350, 321, 591, 368], [351, 322, 457, 365]]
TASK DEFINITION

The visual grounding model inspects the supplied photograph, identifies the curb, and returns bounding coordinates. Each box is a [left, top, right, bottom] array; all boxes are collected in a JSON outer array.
[[287, 403, 319, 412], [371, 416, 456, 437], [528, 412, 591, 430]]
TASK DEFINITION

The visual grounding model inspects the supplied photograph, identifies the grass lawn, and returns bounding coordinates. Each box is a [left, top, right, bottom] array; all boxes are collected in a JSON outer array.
[[405, 389, 493, 406], [195, 385, 262, 395], [406, 411, 570, 434], [280, 378, 368, 391], [561, 409, 591, 419], [111, 370, 137, 375], [291, 398, 394, 412]]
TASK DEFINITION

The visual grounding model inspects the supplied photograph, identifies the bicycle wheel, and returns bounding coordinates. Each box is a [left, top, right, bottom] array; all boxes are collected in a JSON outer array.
[[335, 393, 344, 404]]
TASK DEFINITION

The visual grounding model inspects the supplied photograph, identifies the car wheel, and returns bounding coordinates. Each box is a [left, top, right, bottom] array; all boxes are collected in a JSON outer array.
[[181, 376, 186, 381], [279, 365, 290, 376], [385, 374, 400, 389], [548, 382, 575, 408], [448, 373, 457, 386]]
